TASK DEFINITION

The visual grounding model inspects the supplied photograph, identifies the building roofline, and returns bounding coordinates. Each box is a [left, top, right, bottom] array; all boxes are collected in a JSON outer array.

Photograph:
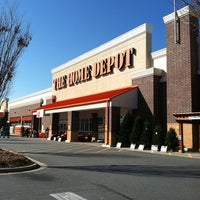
[[151, 48, 166, 59], [163, 6, 199, 24], [9, 87, 52, 104], [51, 23, 153, 74]]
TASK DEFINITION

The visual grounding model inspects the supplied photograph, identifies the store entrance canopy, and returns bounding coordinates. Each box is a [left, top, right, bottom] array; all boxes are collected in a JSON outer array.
[[173, 112, 200, 153], [34, 85, 138, 114], [174, 112, 200, 123]]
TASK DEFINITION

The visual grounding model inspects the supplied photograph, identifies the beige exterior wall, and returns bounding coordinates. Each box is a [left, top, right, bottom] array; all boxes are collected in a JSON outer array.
[[167, 122, 194, 150], [183, 124, 193, 148], [52, 24, 152, 101]]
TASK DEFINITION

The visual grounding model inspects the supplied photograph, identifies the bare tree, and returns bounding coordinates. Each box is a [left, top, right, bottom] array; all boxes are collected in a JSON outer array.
[[172, 0, 200, 28], [0, 2, 31, 101], [181, 0, 200, 7], [181, 0, 200, 15]]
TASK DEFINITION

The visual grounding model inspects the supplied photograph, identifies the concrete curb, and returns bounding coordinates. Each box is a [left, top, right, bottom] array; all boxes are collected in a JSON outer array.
[[119, 147, 200, 159], [0, 150, 47, 174], [0, 162, 40, 173]]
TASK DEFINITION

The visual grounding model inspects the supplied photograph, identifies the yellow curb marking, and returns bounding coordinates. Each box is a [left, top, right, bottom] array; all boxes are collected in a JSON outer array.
[[188, 154, 192, 158]]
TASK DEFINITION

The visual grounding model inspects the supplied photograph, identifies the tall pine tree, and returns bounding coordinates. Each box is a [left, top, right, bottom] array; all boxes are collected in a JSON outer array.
[[152, 124, 165, 149], [139, 120, 152, 149], [130, 116, 144, 146], [117, 112, 134, 147]]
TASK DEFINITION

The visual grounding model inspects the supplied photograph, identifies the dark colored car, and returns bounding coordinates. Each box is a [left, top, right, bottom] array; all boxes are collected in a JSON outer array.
[[78, 132, 92, 142], [51, 132, 67, 141]]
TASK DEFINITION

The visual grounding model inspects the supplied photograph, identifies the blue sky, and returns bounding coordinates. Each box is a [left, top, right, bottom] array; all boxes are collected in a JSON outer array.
[[6, 0, 178, 100]]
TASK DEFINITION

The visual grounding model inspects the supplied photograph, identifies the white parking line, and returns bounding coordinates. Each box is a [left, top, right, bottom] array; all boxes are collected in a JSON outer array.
[[50, 192, 87, 200]]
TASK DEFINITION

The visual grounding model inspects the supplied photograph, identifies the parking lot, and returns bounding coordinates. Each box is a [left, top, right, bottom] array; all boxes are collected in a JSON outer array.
[[1, 136, 200, 200]]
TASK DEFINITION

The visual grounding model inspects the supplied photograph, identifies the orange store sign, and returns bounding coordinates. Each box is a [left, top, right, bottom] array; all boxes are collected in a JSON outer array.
[[53, 47, 136, 91]]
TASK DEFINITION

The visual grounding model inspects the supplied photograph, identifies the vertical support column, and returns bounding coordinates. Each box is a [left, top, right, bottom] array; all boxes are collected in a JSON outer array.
[[105, 101, 110, 145], [67, 112, 72, 142], [199, 124, 200, 152], [164, 7, 199, 126], [52, 113, 59, 134], [92, 113, 98, 140], [192, 123, 199, 151], [109, 106, 120, 146], [42, 113, 53, 137], [197, 37, 200, 74], [67, 111, 79, 142], [47, 114, 53, 137], [179, 122, 184, 153], [38, 118, 41, 133]]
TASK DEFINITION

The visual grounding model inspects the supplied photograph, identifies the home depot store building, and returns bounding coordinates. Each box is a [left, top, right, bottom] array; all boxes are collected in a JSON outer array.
[[9, 6, 200, 151]]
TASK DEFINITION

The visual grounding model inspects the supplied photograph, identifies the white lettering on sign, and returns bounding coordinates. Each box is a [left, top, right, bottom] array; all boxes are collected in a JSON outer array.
[[53, 47, 136, 91]]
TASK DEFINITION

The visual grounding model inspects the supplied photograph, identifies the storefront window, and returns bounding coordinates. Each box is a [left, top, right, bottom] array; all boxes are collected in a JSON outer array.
[[79, 119, 92, 132], [59, 120, 67, 133], [10, 122, 19, 127], [22, 121, 31, 127]]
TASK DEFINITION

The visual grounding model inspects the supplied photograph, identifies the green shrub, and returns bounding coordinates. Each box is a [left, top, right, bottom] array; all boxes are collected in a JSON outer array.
[[130, 116, 144, 146], [152, 124, 165, 148], [165, 128, 179, 151], [139, 120, 153, 149], [117, 112, 134, 147]]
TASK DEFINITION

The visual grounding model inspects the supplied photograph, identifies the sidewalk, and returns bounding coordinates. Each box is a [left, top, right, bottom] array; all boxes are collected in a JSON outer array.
[[163, 151, 200, 160], [112, 142, 200, 160], [126, 148, 200, 160]]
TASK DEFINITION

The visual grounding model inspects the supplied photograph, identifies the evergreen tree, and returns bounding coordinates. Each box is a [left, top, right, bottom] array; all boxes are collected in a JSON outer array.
[[152, 124, 165, 148], [117, 112, 134, 147], [165, 128, 179, 151], [139, 120, 152, 149], [130, 116, 144, 146]]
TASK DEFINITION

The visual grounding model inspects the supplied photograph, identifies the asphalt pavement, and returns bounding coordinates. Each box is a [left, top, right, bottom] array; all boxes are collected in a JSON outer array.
[[1, 135, 200, 174], [0, 136, 200, 200]]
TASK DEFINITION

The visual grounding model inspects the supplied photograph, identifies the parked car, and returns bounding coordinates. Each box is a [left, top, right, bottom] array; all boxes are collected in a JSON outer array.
[[21, 126, 31, 137], [60, 132, 67, 141], [51, 132, 67, 141], [78, 132, 92, 142]]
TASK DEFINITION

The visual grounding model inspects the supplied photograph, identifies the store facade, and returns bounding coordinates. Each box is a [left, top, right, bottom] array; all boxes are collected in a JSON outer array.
[[9, 6, 200, 150], [8, 88, 52, 135], [35, 23, 153, 146]]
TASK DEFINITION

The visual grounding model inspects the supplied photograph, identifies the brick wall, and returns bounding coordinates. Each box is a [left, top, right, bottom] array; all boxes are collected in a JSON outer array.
[[166, 14, 199, 124], [132, 74, 164, 126], [9, 103, 40, 119]]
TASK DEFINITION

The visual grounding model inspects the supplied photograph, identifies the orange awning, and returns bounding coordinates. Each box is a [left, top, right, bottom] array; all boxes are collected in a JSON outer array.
[[22, 116, 32, 121], [10, 117, 21, 122], [35, 85, 138, 112]]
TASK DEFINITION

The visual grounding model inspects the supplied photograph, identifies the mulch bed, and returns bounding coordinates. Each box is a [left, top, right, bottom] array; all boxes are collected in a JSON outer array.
[[0, 148, 34, 168]]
